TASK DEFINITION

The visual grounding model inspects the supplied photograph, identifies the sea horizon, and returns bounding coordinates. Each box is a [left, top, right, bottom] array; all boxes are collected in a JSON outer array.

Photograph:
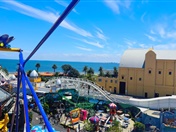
[[0, 59, 119, 73]]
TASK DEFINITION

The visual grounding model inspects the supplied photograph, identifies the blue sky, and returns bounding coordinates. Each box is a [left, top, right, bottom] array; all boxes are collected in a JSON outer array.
[[0, 0, 176, 62]]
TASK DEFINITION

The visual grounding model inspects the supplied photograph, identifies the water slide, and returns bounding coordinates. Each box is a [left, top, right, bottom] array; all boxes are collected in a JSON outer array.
[[111, 95, 176, 110]]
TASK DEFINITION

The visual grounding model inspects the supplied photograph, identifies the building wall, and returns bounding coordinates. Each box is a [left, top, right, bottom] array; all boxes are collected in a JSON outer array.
[[117, 50, 176, 98], [96, 50, 176, 98], [96, 77, 118, 93]]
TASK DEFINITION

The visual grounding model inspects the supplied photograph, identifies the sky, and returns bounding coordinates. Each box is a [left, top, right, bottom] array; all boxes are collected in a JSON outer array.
[[0, 0, 176, 63]]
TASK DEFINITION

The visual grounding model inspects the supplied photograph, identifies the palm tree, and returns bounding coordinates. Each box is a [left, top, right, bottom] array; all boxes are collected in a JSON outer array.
[[52, 64, 57, 72], [99, 66, 104, 76], [113, 67, 118, 77], [87, 67, 94, 75], [105, 71, 111, 77], [35, 63, 40, 72], [83, 66, 88, 75]]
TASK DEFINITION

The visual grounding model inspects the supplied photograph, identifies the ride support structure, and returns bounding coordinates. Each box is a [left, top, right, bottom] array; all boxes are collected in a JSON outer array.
[[0, 0, 79, 131]]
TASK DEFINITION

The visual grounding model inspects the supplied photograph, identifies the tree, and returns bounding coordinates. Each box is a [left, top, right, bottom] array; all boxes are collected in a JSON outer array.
[[83, 66, 88, 75], [107, 120, 122, 132], [87, 67, 94, 75], [54, 72, 59, 77], [61, 64, 72, 74], [68, 68, 80, 78], [134, 122, 145, 132], [105, 71, 111, 77], [99, 66, 104, 76], [52, 64, 57, 72], [83, 120, 94, 132], [113, 67, 118, 77], [27, 70, 32, 77], [29, 110, 33, 123], [43, 103, 49, 114], [35, 63, 40, 72]]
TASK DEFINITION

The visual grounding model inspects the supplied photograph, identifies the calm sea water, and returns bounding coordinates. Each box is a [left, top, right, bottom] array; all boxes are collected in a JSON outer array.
[[0, 59, 119, 74]]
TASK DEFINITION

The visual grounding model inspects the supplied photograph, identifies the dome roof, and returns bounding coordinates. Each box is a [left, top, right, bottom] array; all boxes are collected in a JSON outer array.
[[10, 74, 16, 80], [30, 70, 38, 77], [56, 79, 61, 85]]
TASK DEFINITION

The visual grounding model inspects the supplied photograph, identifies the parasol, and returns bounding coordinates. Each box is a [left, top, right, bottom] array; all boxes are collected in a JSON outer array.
[[89, 116, 100, 124], [109, 103, 117, 109]]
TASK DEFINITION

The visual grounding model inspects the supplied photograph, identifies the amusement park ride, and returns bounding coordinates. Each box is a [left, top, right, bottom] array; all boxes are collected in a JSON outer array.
[[0, 0, 79, 131]]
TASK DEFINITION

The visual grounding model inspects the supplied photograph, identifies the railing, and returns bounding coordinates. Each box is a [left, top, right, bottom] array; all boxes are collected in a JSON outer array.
[[46, 77, 113, 102]]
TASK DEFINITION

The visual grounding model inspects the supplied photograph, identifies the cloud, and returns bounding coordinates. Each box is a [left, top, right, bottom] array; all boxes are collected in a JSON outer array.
[[145, 34, 156, 42], [104, 0, 120, 14], [69, 36, 104, 48], [124, 38, 136, 48], [96, 31, 108, 41], [31, 52, 120, 62], [2, 0, 92, 37], [76, 46, 92, 51], [156, 25, 165, 38], [141, 12, 146, 23], [154, 43, 176, 50], [150, 30, 156, 34], [95, 26, 103, 33], [55, 0, 78, 14], [0, 6, 9, 10], [83, 39, 104, 48], [104, 0, 131, 14]]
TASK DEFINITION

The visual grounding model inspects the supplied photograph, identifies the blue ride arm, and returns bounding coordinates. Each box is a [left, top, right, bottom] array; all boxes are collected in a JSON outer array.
[[19, 51, 30, 132], [23, 0, 79, 66]]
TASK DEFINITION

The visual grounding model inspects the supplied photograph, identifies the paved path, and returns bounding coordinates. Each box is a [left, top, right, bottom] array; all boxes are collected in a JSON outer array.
[[31, 111, 75, 132]]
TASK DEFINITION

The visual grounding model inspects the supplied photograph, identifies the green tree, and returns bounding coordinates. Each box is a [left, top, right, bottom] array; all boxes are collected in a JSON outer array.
[[83, 66, 88, 75], [43, 103, 49, 114], [83, 120, 94, 132], [99, 66, 104, 76], [134, 122, 145, 132], [35, 63, 40, 72], [107, 120, 122, 132], [87, 67, 94, 75], [29, 110, 33, 123], [113, 67, 118, 77], [52, 64, 57, 72], [105, 71, 111, 77], [68, 68, 80, 78], [61, 64, 72, 74], [27, 70, 32, 77], [54, 72, 59, 77]]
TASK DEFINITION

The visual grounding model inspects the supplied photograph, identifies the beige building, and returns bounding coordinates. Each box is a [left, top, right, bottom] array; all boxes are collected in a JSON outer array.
[[96, 77, 118, 93], [96, 49, 176, 98]]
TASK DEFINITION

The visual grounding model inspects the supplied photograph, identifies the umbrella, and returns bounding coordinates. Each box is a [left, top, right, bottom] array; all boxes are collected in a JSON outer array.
[[31, 125, 60, 132], [109, 103, 117, 109], [89, 116, 100, 124]]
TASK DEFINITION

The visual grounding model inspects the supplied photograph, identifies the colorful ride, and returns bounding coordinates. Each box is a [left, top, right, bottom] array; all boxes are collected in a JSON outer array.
[[109, 103, 117, 116], [0, 113, 9, 132], [80, 109, 88, 121], [69, 108, 80, 124], [0, 34, 14, 48]]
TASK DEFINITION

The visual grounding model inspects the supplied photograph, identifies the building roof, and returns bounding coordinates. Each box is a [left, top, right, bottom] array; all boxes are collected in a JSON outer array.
[[30, 70, 38, 77], [119, 49, 176, 68], [0, 88, 11, 103], [39, 72, 54, 77]]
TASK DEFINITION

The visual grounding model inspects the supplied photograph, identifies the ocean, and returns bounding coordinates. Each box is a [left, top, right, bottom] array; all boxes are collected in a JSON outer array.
[[0, 59, 119, 74]]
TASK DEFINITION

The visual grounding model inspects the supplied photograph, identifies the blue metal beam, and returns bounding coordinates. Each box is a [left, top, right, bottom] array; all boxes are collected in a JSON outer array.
[[23, 0, 79, 66]]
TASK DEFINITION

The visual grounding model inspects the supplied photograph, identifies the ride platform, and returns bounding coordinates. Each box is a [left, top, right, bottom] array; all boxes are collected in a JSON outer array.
[[0, 47, 21, 52]]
